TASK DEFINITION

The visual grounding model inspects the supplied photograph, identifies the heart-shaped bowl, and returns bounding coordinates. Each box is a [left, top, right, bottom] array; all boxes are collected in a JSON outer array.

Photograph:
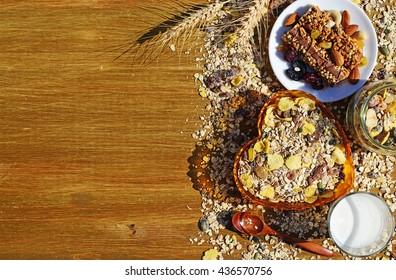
[[233, 90, 354, 210]]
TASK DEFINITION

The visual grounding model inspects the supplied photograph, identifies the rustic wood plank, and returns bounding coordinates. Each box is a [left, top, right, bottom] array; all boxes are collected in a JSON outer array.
[[0, 0, 207, 259]]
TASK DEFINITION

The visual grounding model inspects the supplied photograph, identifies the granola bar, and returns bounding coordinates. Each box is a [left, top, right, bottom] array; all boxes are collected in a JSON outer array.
[[282, 6, 363, 86]]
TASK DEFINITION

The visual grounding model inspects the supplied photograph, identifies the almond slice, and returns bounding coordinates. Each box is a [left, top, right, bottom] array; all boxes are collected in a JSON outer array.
[[285, 13, 299, 26]]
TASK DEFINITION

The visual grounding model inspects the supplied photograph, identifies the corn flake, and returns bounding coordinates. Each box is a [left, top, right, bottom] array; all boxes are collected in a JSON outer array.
[[302, 153, 312, 167], [267, 153, 284, 170], [331, 147, 346, 165], [278, 97, 295, 111], [295, 97, 316, 111], [202, 249, 219, 260], [253, 140, 264, 153], [231, 76, 243, 86], [264, 106, 276, 127], [304, 185, 317, 198], [304, 195, 318, 204], [239, 173, 254, 188], [260, 185, 275, 199], [254, 139, 270, 153], [285, 154, 302, 170], [292, 186, 303, 193], [248, 147, 256, 162], [389, 101, 396, 115], [301, 121, 316, 135]]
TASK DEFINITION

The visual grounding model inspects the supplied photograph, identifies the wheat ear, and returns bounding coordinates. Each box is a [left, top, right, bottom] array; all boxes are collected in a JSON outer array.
[[120, 1, 226, 64], [236, 0, 270, 44]]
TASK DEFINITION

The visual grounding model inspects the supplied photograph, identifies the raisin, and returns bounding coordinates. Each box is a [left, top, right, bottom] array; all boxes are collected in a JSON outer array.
[[286, 68, 301, 81], [303, 72, 319, 83], [284, 47, 297, 62], [291, 60, 307, 77], [286, 60, 307, 81], [311, 77, 325, 90]]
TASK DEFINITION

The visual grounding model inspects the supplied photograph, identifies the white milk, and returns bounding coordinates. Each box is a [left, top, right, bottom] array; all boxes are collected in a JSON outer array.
[[328, 192, 394, 256]]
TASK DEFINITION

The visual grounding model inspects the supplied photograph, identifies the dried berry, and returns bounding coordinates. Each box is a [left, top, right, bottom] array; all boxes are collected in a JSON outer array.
[[291, 60, 307, 75], [311, 29, 320, 39], [284, 47, 297, 62], [303, 72, 325, 89], [303, 72, 319, 83], [198, 218, 209, 232], [311, 77, 325, 90], [286, 68, 300, 81], [286, 60, 307, 81]]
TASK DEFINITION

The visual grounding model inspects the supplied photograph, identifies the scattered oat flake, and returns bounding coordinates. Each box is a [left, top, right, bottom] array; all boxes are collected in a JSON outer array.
[[169, 44, 176, 51]]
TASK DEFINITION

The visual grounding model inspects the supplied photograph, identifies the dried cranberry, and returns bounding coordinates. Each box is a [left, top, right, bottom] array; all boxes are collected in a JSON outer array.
[[284, 47, 297, 62], [302, 72, 325, 89], [302, 72, 319, 83]]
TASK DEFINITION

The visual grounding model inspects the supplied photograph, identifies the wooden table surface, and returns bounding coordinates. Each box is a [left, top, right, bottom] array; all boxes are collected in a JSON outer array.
[[0, 0, 210, 260]]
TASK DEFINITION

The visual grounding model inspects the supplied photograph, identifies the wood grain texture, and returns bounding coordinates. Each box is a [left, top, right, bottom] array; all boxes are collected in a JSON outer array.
[[0, 0, 208, 260]]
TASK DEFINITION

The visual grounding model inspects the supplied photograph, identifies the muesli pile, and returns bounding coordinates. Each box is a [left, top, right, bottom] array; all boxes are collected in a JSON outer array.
[[236, 95, 346, 204], [185, 0, 396, 260], [365, 88, 396, 146]]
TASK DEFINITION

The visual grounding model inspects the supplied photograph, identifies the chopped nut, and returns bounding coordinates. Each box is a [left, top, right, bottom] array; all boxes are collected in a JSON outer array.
[[366, 108, 378, 129], [327, 10, 341, 26]]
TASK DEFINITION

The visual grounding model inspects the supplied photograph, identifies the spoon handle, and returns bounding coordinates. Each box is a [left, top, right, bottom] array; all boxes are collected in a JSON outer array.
[[273, 232, 334, 257]]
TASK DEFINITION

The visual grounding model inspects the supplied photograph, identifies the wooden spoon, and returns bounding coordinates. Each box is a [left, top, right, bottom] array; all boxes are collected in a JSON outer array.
[[232, 211, 334, 257]]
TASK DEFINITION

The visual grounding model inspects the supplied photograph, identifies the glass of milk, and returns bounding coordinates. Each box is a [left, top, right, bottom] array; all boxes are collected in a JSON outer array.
[[328, 192, 395, 257]]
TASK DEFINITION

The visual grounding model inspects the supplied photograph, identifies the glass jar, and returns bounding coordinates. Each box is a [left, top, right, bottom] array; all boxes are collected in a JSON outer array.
[[346, 79, 396, 156]]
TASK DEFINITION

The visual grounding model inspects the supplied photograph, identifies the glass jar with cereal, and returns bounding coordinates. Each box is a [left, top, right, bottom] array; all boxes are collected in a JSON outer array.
[[346, 79, 396, 156]]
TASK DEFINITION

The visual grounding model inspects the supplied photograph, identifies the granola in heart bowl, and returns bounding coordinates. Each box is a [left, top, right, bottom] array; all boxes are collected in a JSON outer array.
[[233, 90, 354, 210]]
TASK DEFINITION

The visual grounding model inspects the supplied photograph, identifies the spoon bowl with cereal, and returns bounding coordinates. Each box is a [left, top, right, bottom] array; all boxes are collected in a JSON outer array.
[[232, 211, 334, 257]]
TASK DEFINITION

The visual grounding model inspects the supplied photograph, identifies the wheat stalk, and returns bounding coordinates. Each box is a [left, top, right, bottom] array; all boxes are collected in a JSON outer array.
[[120, 0, 226, 64], [236, 0, 270, 44]]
